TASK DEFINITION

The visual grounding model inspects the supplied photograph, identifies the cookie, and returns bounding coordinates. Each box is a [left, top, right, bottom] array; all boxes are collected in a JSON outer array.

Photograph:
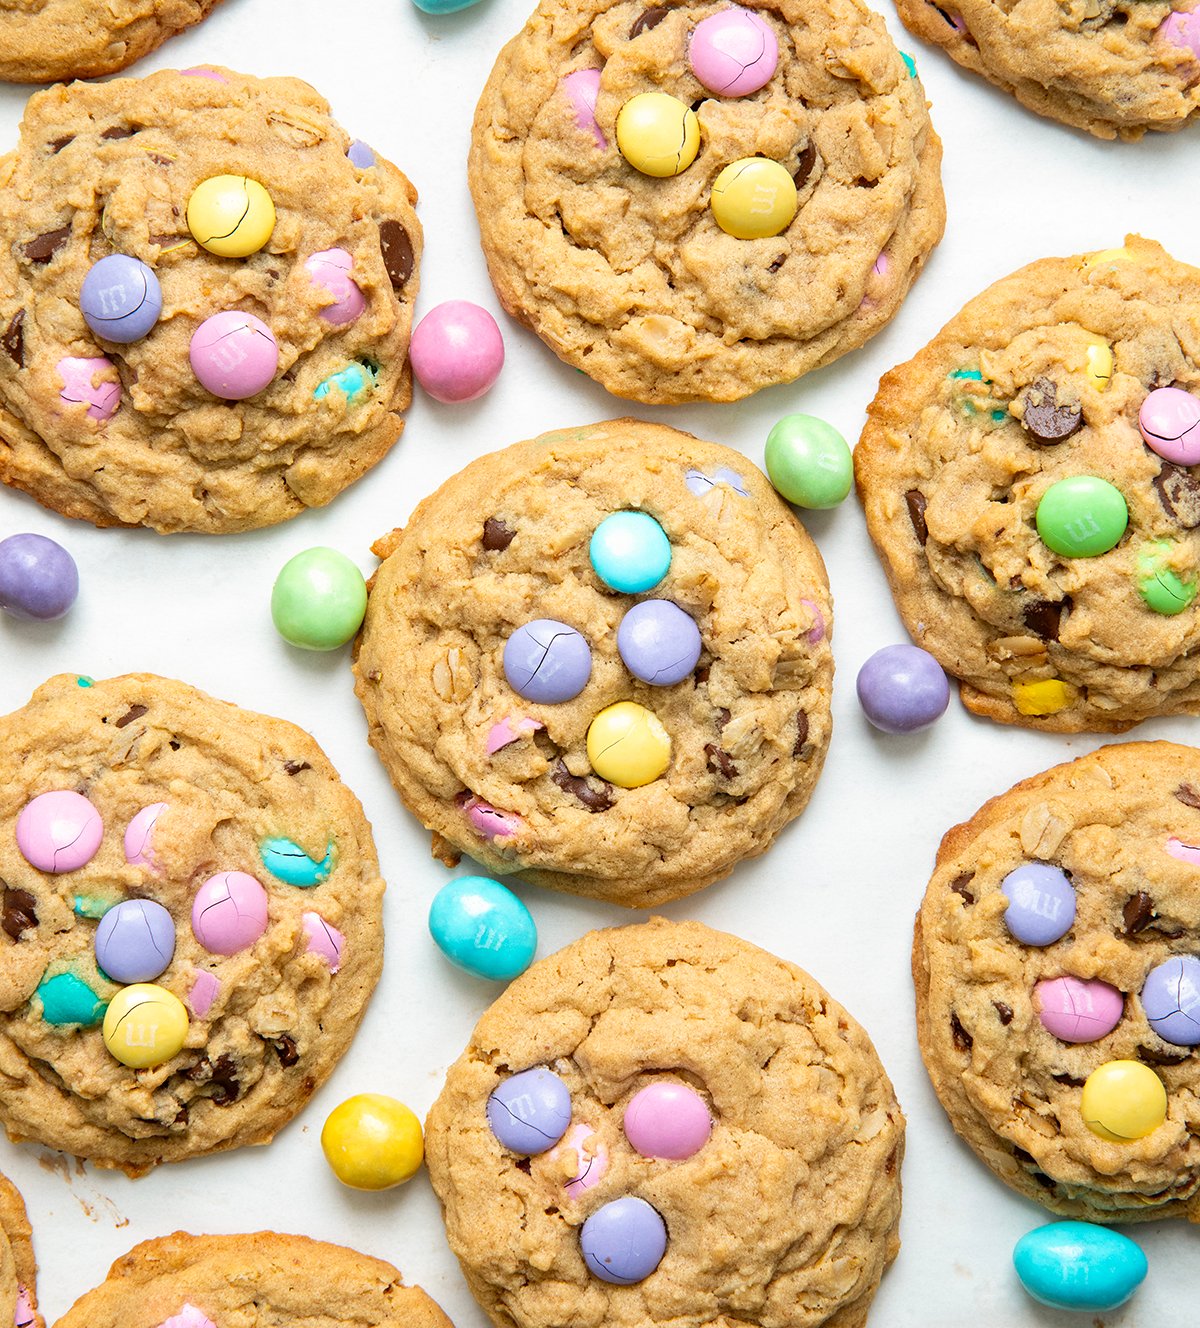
[[426, 918, 903, 1328], [914, 741, 1200, 1223], [0, 1175, 40, 1328], [856, 236, 1200, 735], [894, 0, 1200, 139], [469, 0, 945, 404], [0, 672, 384, 1175], [354, 419, 833, 908], [0, 67, 421, 533], [53, 1231, 454, 1328]]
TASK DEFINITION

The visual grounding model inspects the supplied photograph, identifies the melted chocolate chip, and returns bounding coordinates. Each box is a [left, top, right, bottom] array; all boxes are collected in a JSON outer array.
[[1175, 783, 1200, 810], [1137, 1043, 1190, 1067], [378, 220, 414, 292], [1, 310, 24, 369], [22, 225, 72, 264], [48, 135, 74, 153], [793, 711, 809, 757], [950, 1011, 973, 1052], [949, 872, 976, 904], [2, 886, 38, 941], [515, 1156, 532, 1174], [792, 142, 818, 190], [1153, 464, 1200, 529], [885, 1145, 897, 1174], [1122, 891, 1155, 935], [705, 744, 738, 779], [694, 664, 711, 686], [993, 1001, 1013, 1025], [169, 739, 181, 750], [272, 1035, 300, 1067], [174, 1104, 189, 1126], [630, 5, 669, 36], [115, 703, 148, 729], [482, 517, 516, 551], [208, 1054, 241, 1105], [905, 489, 929, 544], [283, 760, 311, 777], [1051, 1072, 1086, 1087], [1020, 378, 1082, 442], [1022, 598, 1068, 642], [552, 759, 613, 812], [767, 254, 786, 274], [100, 125, 137, 139], [147, 154, 175, 168], [715, 707, 731, 730]]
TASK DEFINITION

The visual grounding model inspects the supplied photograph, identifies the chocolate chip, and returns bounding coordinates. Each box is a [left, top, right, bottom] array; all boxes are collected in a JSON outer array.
[[378, 220, 413, 292], [1175, 783, 1200, 810], [1153, 464, 1200, 529], [705, 744, 738, 779], [174, 1105, 189, 1126], [2, 887, 38, 941], [767, 255, 786, 274], [272, 1035, 300, 1067], [551, 759, 613, 812], [629, 5, 668, 36], [168, 739, 181, 750], [950, 1011, 973, 1052], [905, 489, 928, 544], [993, 1000, 1013, 1025], [515, 1156, 532, 1174], [949, 872, 975, 904], [1051, 1072, 1086, 1087], [22, 225, 72, 263], [694, 664, 711, 686], [792, 142, 818, 190], [48, 135, 74, 153], [284, 760, 311, 777], [1122, 891, 1154, 935], [1022, 597, 1068, 641], [482, 517, 516, 551], [115, 703, 148, 729], [715, 707, 731, 730], [1, 310, 24, 369], [885, 1145, 897, 1174], [100, 125, 137, 139], [1137, 1043, 1190, 1067], [1020, 377, 1081, 442]]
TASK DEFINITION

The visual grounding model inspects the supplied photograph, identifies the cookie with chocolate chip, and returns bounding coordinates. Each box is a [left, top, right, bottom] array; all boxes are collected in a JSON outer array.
[[469, 0, 945, 404], [894, 0, 1200, 139], [427, 918, 903, 1328], [354, 419, 833, 907], [54, 1231, 452, 1328], [915, 741, 1200, 1223], [0, 673, 383, 1174], [856, 236, 1200, 734], [0, 67, 421, 532], [0, 1175, 41, 1328]]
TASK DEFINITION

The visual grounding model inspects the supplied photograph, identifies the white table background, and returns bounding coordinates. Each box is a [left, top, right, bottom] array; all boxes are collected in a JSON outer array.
[[1, 1, 1197, 1322]]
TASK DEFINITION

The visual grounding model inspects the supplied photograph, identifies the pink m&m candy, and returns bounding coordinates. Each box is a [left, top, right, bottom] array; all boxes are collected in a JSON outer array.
[[1035, 976, 1124, 1043], [1160, 8, 1200, 62], [624, 1081, 712, 1159], [191, 871, 268, 954], [189, 311, 279, 400], [157, 1307, 218, 1328], [550, 1121, 609, 1198], [305, 249, 366, 327], [410, 301, 505, 403], [57, 355, 120, 421], [561, 69, 605, 147], [124, 802, 168, 870], [16, 790, 103, 873], [689, 8, 779, 96], [302, 911, 345, 971], [187, 969, 220, 1018], [1139, 386, 1200, 465]]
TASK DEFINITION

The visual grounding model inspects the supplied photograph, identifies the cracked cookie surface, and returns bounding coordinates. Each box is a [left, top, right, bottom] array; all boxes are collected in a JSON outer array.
[[0, 1175, 40, 1328]]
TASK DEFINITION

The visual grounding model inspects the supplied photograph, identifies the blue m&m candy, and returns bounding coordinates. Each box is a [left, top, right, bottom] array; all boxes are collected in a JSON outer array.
[[80, 254, 162, 343], [1001, 862, 1075, 945], [1014, 1222, 1147, 1312], [486, 1067, 571, 1154], [429, 875, 537, 981], [590, 511, 671, 593]]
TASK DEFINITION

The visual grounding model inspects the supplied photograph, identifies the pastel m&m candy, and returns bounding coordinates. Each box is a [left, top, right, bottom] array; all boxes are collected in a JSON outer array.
[[689, 8, 779, 95], [191, 871, 268, 955], [616, 93, 699, 177], [590, 510, 671, 593], [36, 972, 105, 1026], [259, 836, 335, 885], [186, 175, 275, 257], [124, 802, 168, 869], [1137, 540, 1196, 615], [561, 69, 605, 148], [624, 1081, 711, 1158], [764, 414, 852, 509], [302, 912, 345, 971], [1035, 476, 1128, 558], [428, 875, 537, 980], [346, 139, 376, 168], [94, 898, 176, 983], [1014, 1221, 1147, 1312], [1140, 954, 1200, 1045], [57, 355, 120, 421], [410, 301, 505, 403], [1080, 1060, 1166, 1142], [271, 547, 367, 650], [322, 1094, 424, 1189], [550, 1122, 609, 1197], [581, 1197, 668, 1284], [102, 983, 189, 1068], [855, 644, 949, 734], [710, 158, 797, 240], [0, 533, 78, 621], [1139, 386, 1200, 465], [1159, 7, 1200, 58], [586, 701, 671, 787], [1034, 976, 1123, 1043], [16, 790, 103, 873], [80, 254, 162, 342], [313, 362, 376, 405], [189, 311, 278, 400], [304, 249, 366, 327], [617, 600, 702, 685], [1001, 862, 1075, 945], [503, 619, 592, 702], [486, 1067, 571, 1154]]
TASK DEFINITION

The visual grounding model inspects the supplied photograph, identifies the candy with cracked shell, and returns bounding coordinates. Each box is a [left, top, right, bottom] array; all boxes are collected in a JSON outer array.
[[186, 175, 275, 257], [617, 600, 702, 686], [503, 619, 592, 702], [95, 898, 176, 983], [102, 982, 188, 1068], [191, 871, 269, 955], [80, 254, 162, 342], [16, 789, 103, 873], [689, 8, 779, 95], [581, 1196, 668, 1284], [486, 1067, 571, 1153]]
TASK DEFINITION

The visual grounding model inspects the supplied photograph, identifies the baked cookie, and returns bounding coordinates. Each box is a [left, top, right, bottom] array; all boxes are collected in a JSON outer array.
[[354, 419, 833, 908], [0, 1, 224, 84], [469, 0, 945, 404], [856, 236, 1200, 735], [426, 918, 903, 1328], [0, 1175, 40, 1328], [915, 741, 1200, 1224], [54, 1231, 454, 1328], [0, 67, 421, 533], [894, 0, 1200, 139], [0, 672, 384, 1175]]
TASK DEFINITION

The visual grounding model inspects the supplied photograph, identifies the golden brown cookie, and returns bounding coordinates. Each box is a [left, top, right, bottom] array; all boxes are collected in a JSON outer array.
[[0, 672, 384, 1175], [354, 419, 833, 908], [856, 236, 1200, 734], [469, 0, 945, 403], [426, 918, 903, 1328], [915, 742, 1200, 1223], [0, 1175, 40, 1328]]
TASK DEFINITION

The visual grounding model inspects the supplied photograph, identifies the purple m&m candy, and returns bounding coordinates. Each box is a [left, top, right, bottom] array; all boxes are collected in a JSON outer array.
[[1035, 976, 1123, 1043], [1141, 955, 1200, 1046], [347, 139, 376, 168], [624, 1081, 711, 1159], [617, 600, 702, 686], [1001, 863, 1075, 946], [16, 790, 103, 873], [191, 871, 269, 955], [305, 249, 366, 327], [581, 1196, 668, 1284], [80, 255, 162, 343], [189, 311, 278, 400], [487, 1067, 572, 1154], [1139, 387, 1200, 466], [57, 355, 120, 421], [94, 898, 176, 983], [856, 644, 950, 734], [503, 619, 592, 703], [410, 301, 505, 403], [689, 8, 779, 96], [0, 533, 78, 621]]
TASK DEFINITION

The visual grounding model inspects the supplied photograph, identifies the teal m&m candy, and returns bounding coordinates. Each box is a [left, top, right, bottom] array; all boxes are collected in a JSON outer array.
[[590, 511, 671, 593], [271, 548, 367, 650], [428, 875, 537, 980], [1035, 476, 1127, 558], [764, 415, 852, 509]]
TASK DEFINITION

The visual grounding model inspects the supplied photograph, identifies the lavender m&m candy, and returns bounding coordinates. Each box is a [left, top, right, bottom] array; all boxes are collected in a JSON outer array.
[[80, 254, 163, 343], [1139, 386, 1200, 466], [94, 898, 176, 983], [17, 790, 103, 873], [689, 7, 779, 96], [1001, 863, 1075, 946], [1141, 954, 1200, 1045], [503, 619, 592, 703], [189, 311, 278, 400], [617, 600, 702, 685], [347, 139, 376, 168], [581, 1196, 668, 1284], [57, 355, 120, 421], [305, 249, 366, 327], [624, 1081, 712, 1158], [191, 871, 268, 954], [410, 301, 505, 403], [486, 1067, 571, 1154], [1035, 976, 1123, 1043], [856, 644, 950, 733], [0, 533, 78, 621]]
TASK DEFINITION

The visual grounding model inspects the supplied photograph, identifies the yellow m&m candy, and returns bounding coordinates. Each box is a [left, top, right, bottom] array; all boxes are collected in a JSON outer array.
[[586, 701, 671, 788], [321, 1093, 424, 1190], [1085, 339, 1114, 391], [710, 158, 797, 240], [616, 94, 699, 178], [1081, 1060, 1167, 1143], [101, 983, 188, 1069], [187, 175, 276, 257], [1012, 678, 1078, 716]]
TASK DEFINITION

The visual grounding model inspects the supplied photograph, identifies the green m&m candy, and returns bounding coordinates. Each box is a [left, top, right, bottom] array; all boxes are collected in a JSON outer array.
[[271, 547, 367, 650], [1035, 476, 1128, 558], [764, 415, 853, 509], [1137, 540, 1197, 615]]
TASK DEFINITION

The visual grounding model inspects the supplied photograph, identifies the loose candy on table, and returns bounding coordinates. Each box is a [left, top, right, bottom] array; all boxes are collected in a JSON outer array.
[[36, 971, 105, 1026], [580, 1196, 668, 1284], [186, 175, 276, 257], [1000, 863, 1075, 945], [855, 644, 950, 734], [321, 1093, 424, 1189], [586, 701, 671, 787], [1137, 540, 1196, 615], [689, 7, 779, 95], [1140, 954, 1200, 1045], [102, 983, 188, 1068], [80, 254, 163, 342], [428, 875, 537, 981], [561, 69, 605, 148], [710, 158, 797, 240], [589, 510, 671, 593], [16, 790, 103, 873], [411, 0, 486, 13], [616, 93, 699, 177], [0, 533, 78, 621], [624, 1081, 711, 1159], [57, 355, 120, 421], [1013, 1221, 1148, 1313], [302, 912, 345, 971], [189, 311, 279, 400], [94, 898, 176, 984], [191, 871, 269, 955], [764, 414, 853, 509], [304, 249, 366, 326], [502, 619, 592, 703], [1139, 386, 1200, 465], [486, 1067, 572, 1154], [1035, 476, 1128, 558], [1080, 1060, 1167, 1142], [1034, 976, 1123, 1043], [617, 600, 702, 685], [410, 301, 505, 403], [124, 802, 168, 869], [271, 547, 368, 651], [259, 836, 335, 886]]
